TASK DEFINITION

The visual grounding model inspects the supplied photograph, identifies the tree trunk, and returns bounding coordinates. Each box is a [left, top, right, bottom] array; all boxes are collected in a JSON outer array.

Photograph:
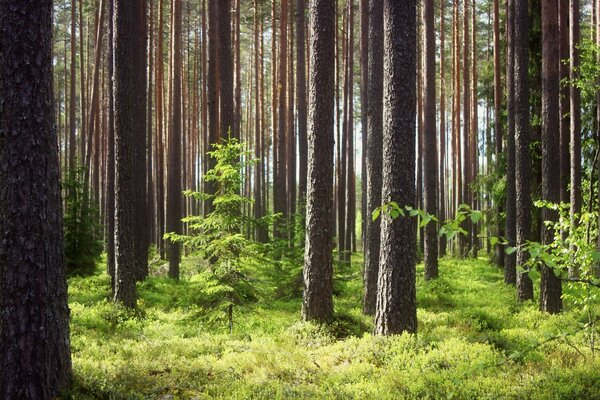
[[505, 0, 517, 285], [363, 0, 383, 315], [439, 0, 447, 258], [297, 0, 308, 210], [375, 0, 417, 335], [559, 0, 570, 206], [493, 0, 504, 267], [540, 0, 562, 313], [275, 0, 289, 238], [114, 0, 146, 306], [360, 0, 368, 253], [423, 0, 438, 279], [514, 0, 533, 301], [0, 1, 72, 396], [345, 0, 356, 260], [218, 0, 234, 140], [107, 0, 116, 289], [167, 0, 183, 279], [302, 0, 335, 323], [569, 0, 581, 278]]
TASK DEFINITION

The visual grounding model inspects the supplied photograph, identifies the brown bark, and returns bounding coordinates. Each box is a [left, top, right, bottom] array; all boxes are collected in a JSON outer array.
[[0, 1, 72, 396], [296, 0, 308, 207], [363, 0, 383, 316], [167, 0, 183, 279], [493, 0, 504, 267], [423, 0, 438, 279], [275, 0, 289, 238], [559, 0, 570, 205], [569, 0, 581, 278], [375, 0, 417, 335], [302, 0, 336, 323], [540, 0, 563, 313], [514, 0, 533, 301], [505, 0, 517, 285]]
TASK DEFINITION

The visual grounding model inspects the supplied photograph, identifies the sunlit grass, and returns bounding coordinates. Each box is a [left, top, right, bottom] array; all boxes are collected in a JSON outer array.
[[64, 254, 600, 399]]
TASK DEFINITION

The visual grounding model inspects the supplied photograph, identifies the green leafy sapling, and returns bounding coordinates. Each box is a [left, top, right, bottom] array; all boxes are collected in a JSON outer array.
[[165, 137, 272, 333]]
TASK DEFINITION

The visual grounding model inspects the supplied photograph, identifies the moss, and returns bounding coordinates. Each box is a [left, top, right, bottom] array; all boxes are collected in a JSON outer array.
[[64, 257, 600, 399]]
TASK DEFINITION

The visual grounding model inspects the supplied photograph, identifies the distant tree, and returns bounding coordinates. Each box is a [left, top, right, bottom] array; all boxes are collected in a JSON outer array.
[[302, 0, 336, 323], [540, 0, 562, 313], [505, 0, 517, 285], [423, 0, 438, 279], [569, 0, 582, 278], [375, 0, 417, 335], [167, 0, 183, 279], [0, 0, 72, 395]]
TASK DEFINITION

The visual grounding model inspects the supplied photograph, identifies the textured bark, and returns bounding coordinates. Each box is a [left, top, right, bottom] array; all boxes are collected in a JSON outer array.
[[363, 0, 383, 316], [569, 0, 581, 278], [338, 6, 347, 259], [0, 1, 72, 396], [375, 0, 417, 335], [167, 0, 183, 279], [559, 0, 570, 205], [423, 0, 438, 280], [360, 0, 368, 253], [504, 0, 517, 285], [439, 0, 447, 258], [107, 0, 116, 289], [114, 0, 146, 307], [297, 0, 308, 206], [275, 0, 289, 238], [461, 0, 471, 258], [254, 0, 268, 243], [493, 0, 504, 268], [156, 0, 166, 256], [133, 0, 148, 281], [302, 0, 335, 323], [540, 0, 563, 314], [205, 0, 219, 213], [69, 0, 78, 171], [345, 0, 356, 259], [514, 0, 533, 301], [147, 0, 156, 251]]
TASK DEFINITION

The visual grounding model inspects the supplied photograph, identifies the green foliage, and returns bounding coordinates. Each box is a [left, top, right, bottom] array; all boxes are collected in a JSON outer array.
[[63, 166, 103, 276], [165, 138, 272, 328]]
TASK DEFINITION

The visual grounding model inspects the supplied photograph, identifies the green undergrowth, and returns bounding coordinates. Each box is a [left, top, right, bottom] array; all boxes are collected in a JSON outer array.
[[64, 254, 600, 399]]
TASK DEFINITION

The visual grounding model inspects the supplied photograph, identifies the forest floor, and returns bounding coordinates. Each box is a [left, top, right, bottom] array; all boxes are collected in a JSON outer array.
[[64, 254, 600, 399]]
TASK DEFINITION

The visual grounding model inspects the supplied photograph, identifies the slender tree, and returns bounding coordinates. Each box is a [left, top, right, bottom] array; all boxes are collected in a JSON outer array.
[[302, 0, 336, 323], [363, 0, 383, 315], [107, 0, 116, 288], [167, 0, 183, 279], [505, 0, 517, 285], [218, 0, 234, 139], [540, 0, 562, 313], [514, 0, 533, 301], [569, 0, 581, 278], [375, 0, 417, 335], [423, 0, 438, 279], [275, 0, 289, 238], [0, 1, 72, 396], [493, 0, 504, 268], [297, 0, 308, 207], [559, 0, 570, 205]]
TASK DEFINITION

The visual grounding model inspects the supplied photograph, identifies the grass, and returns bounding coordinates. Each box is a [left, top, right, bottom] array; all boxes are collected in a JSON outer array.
[[63, 254, 600, 399]]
